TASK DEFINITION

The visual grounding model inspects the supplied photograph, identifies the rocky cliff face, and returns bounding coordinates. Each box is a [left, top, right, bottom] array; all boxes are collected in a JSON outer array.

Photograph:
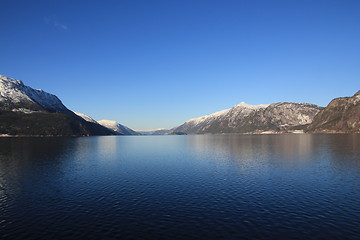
[[307, 91, 360, 133], [172, 102, 323, 134], [235, 102, 323, 133]]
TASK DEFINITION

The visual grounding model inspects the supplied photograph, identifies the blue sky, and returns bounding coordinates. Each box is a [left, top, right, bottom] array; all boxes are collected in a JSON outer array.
[[1, 0, 359, 130]]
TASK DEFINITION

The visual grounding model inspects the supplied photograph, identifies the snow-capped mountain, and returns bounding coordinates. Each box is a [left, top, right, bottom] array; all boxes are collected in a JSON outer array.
[[0, 75, 114, 136], [171, 101, 322, 134], [136, 128, 170, 135], [172, 102, 269, 134], [235, 102, 323, 133], [98, 120, 139, 135], [75, 113, 140, 135], [0, 75, 72, 114], [74, 112, 98, 124]]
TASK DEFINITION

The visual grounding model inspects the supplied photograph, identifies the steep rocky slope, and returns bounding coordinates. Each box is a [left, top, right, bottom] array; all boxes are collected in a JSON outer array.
[[307, 91, 360, 133]]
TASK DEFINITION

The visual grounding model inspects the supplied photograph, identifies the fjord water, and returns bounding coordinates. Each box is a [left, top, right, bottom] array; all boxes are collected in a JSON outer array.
[[1, 135, 360, 239]]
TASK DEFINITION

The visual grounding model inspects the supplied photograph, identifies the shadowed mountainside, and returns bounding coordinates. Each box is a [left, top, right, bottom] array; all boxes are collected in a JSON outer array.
[[307, 90, 360, 133], [0, 75, 114, 136]]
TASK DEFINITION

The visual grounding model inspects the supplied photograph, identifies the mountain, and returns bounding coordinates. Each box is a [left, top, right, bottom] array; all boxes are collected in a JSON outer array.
[[98, 120, 139, 135], [172, 102, 322, 134], [307, 90, 360, 133], [74, 112, 98, 124], [137, 128, 170, 135], [75, 113, 139, 135], [235, 102, 323, 133], [171, 102, 268, 134], [0, 75, 73, 114], [0, 75, 114, 136]]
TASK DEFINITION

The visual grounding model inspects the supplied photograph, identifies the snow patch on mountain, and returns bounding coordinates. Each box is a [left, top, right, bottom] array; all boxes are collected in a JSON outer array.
[[234, 102, 270, 109], [98, 120, 139, 135], [186, 102, 269, 125], [0, 75, 70, 113], [173, 102, 269, 134], [75, 112, 98, 124], [185, 108, 230, 125], [171, 101, 323, 134]]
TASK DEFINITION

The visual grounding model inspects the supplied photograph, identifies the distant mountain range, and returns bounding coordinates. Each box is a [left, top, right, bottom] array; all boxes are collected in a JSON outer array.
[[137, 129, 171, 135], [0, 75, 137, 136], [0, 74, 359, 136], [171, 93, 359, 134], [171, 102, 323, 134]]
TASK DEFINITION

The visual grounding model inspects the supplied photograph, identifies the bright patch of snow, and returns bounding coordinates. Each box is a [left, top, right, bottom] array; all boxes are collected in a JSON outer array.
[[0, 75, 69, 112], [98, 120, 138, 135], [234, 102, 270, 109], [74, 112, 98, 123], [11, 108, 37, 114], [185, 108, 231, 125], [185, 102, 269, 125]]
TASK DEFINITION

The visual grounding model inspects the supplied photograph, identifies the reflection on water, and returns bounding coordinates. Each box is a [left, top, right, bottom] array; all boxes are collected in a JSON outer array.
[[186, 134, 316, 167], [0, 134, 360, 239]]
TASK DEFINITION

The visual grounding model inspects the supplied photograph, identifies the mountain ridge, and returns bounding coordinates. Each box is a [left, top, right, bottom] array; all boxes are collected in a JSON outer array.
[[97, 120, 140, 135], [0, 75, 73, 115], [171, 101, 323, 134], [0, 75, 114, 136], [1, 74, 358, 136], [306, 90, 360, 133]]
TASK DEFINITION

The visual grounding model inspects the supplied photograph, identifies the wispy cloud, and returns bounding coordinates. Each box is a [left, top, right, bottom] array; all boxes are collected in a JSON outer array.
[[44, 16, 68, 30], [54, 22, 68, 30]]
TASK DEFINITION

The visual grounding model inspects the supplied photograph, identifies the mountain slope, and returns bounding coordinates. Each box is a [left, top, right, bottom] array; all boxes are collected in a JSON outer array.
[[98, 120, 139, 135], [172, 102, 322, 134], [0, 75, 114, 136], [0, 111, 114, 136], [0, 75, 73, 114], [235, 102, 323, 133], [74, 112, 99, 124], [172, 102, 269, 134], [307, 90, 360, 133]]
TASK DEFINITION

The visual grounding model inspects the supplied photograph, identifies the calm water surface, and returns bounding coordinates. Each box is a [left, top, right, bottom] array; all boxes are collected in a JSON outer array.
[[0, 134, 360, 239]]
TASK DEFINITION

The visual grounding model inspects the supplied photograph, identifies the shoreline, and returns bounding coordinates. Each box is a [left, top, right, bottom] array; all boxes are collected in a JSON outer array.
[[1, 131, 359, 138]]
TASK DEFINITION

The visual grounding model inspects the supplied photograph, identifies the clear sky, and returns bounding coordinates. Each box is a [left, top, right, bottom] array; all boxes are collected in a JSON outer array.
[[1, 0, 359, 130]]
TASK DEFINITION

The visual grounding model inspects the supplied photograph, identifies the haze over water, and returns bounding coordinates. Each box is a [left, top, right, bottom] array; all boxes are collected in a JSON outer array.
[[1, 134, 360, 239]]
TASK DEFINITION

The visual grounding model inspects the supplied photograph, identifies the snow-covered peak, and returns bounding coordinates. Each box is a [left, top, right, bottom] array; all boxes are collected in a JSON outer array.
[[234, 102, 270, 109], [0, 74, 70, 113], [185, 108, 230, 124], [98, 120, 118, 128], [184, 102, 269, 125], [98, 120, 138, 135], [172, 101, 271, 134], [1, 75, 33, 104], [0, 75, 24, 86], [75, 112, 98, 124]]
